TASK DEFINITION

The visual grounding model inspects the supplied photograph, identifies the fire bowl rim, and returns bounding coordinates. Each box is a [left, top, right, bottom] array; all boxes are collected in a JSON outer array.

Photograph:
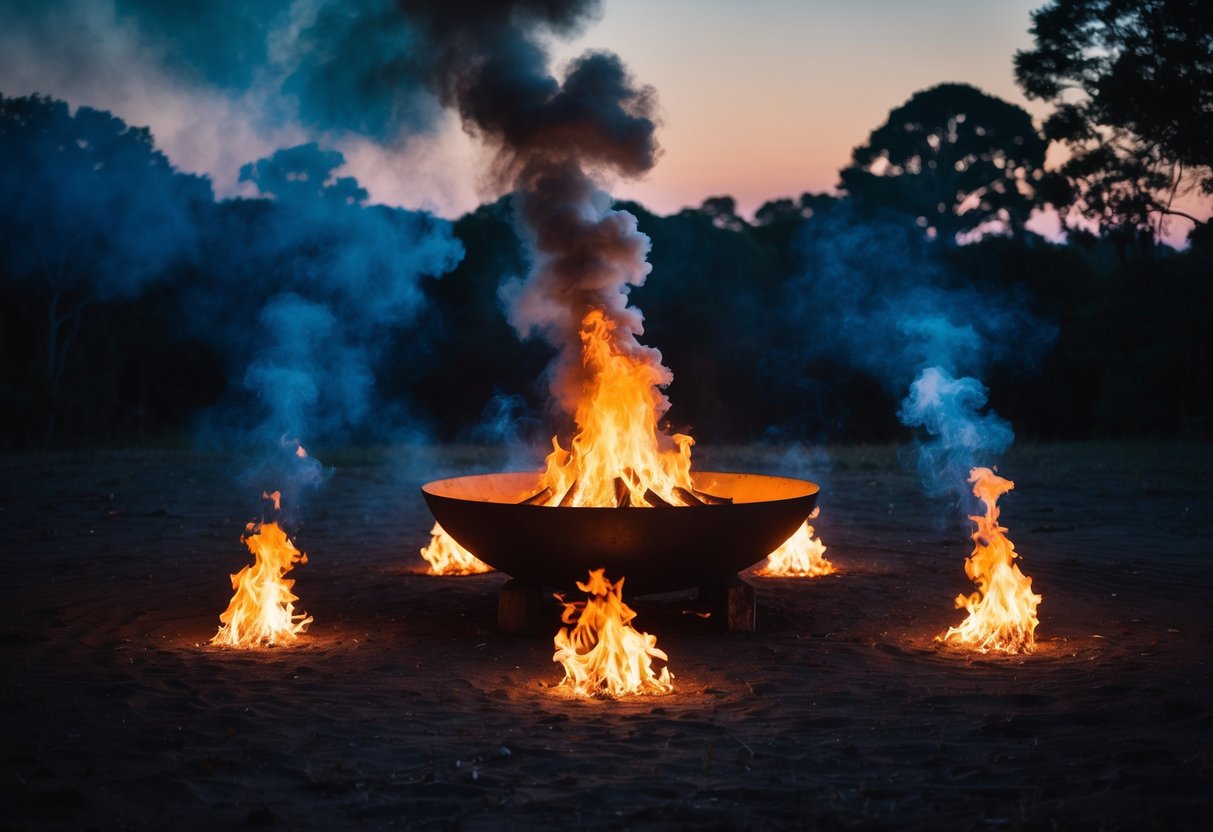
[[420, 470, 821, 594], [420, 470, 820, 507]]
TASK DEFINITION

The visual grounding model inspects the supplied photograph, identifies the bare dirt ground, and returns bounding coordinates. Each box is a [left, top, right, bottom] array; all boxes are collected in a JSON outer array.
[[1, 442, 1210, 830]]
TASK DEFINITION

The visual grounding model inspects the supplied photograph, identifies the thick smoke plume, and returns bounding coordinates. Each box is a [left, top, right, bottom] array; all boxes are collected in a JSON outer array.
[[412, 4, 666, 423], [503, 166, 662, 417], [0, 2, 613, 211]]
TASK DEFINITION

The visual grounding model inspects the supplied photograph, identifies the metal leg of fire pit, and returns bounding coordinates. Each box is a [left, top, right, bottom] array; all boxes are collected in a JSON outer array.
[[498, 579, 548, 633], [698, 574, 756, 633]]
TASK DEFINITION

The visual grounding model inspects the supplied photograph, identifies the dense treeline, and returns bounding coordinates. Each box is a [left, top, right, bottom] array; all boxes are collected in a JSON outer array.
[[3, 0, 1212, 449], [1, 131, 1206, 449], [411, 195, 1210, 445]]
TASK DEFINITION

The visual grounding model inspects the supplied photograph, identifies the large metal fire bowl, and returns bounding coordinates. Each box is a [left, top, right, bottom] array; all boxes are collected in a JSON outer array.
[[421, 471, 819, 594]]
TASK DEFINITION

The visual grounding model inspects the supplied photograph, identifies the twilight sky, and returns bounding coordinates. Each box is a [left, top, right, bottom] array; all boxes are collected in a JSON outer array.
[[551, 0, 1051, 218], [0, 0, 1203, 237]]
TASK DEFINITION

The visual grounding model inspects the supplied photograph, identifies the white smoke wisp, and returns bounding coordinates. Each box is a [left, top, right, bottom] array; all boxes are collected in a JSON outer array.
[[898, 366, 1014, 511]]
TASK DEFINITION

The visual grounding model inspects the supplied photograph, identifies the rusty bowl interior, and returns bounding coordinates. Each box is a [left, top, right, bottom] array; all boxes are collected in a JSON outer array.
[[421, 471, 819, 594]]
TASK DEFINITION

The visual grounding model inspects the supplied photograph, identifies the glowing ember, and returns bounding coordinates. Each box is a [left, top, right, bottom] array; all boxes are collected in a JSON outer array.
[[532, 309, 696, 507], [940, 467, 1041, 653], [756, 513, 834, 577], [211, 491, 313, 648], [553, 569, 673, 697], [420, 522, 492, 575]]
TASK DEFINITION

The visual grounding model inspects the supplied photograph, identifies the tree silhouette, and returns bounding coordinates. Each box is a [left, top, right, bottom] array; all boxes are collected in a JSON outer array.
[[1015, 0, 1213, 241], [839, 83, 1048, 244], [0, 94, 211, 443], [754, 193, 837, 228], [239, 143, 369, 206], [699, 195, 745, 231]]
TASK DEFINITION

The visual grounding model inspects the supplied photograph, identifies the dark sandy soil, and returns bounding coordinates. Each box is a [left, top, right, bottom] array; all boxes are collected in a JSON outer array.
[[1, 442, 1210, 830]]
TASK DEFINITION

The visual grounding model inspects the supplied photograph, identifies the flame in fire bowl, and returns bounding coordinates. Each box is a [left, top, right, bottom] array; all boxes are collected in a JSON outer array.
[[421, 472, 819, 594]]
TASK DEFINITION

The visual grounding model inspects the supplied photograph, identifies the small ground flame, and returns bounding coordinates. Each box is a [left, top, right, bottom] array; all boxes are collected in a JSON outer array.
[[420, 522, 492, 575], [211, 492, 312, 648], [940, 467, 1041, 653], [756, 513, 834, 577], [553, 569, 673, 697]]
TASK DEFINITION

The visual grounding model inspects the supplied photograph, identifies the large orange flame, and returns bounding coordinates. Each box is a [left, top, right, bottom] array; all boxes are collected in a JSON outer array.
[[533, 309, 695, 507], [553, 569, 673, 697], [420, 522, 492, 575], [940, 467, 1041, 653], [212, 492, 312, 648], [756, 514, 834, 577]]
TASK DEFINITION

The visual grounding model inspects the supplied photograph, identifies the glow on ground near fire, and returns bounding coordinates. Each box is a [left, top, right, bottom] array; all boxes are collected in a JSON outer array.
[[940, 467, 1041, 654], [553, 569, 673, 697]]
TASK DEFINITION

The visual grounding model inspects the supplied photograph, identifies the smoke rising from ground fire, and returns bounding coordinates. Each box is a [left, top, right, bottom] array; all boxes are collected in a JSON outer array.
[[190, 142, 463, 511], [786, 207, 1055, 513]]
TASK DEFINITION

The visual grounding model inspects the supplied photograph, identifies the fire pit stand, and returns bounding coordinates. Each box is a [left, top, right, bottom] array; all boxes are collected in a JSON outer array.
[[697, 574, 756, 632], [497, 574, 756, 633]]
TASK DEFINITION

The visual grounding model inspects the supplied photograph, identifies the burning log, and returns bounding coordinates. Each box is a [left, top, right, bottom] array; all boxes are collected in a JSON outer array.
[[692, 489, 732, 506], [557, 480, 579, 507], [527, 310, 700, 510], [613, 477, 632, 508], [517, 486, 552, 506], [643, 488, 672, 507], [672, 486, 705, 506]]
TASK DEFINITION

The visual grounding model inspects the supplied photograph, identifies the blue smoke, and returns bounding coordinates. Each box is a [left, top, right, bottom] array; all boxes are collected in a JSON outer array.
[[0, 95, 211, 302], [241, 293, 374, 442], [897, 366, 1014, 503], [0, 94, 464, 508], [466, 392, 537, 445], [185, 142, 463, 508], [788, 205, 1055, 514]]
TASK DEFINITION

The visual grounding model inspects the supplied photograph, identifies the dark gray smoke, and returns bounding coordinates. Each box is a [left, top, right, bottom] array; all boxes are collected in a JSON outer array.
[[139, 1, 651, 399], [502, 163, 663, 417], [0, 2, 618, 209], [289, 0, 666, 430], [415, 6, 664, 423], [0, 2, 605, 140]]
